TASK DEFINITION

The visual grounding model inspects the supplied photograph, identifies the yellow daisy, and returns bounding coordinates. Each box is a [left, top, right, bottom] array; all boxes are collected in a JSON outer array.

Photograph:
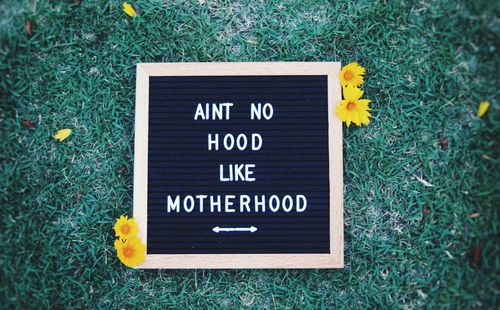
[[114, 215, 139, 240], [340, 62, 365, 87], [114, 237, 146, 267], [336, 85, 372, 127]]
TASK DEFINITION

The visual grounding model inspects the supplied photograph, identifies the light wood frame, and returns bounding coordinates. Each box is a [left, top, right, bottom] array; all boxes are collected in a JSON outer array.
[[134, 62, 343, 269]]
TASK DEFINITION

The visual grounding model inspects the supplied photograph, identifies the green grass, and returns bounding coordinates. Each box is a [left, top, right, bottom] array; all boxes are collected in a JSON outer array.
[[1, 0, 499, 308]]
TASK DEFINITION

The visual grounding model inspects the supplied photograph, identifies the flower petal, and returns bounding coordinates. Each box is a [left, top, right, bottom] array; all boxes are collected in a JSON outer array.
[[53, 128, 72, 141], [114, 239, 123, 251], [356, 99, 372, 110], [477, 101, 490, 117], [123, 2, 138, 18], [342, 85, 364, 101], [359, 110, 371, 125], [352, 111, 362, 126]]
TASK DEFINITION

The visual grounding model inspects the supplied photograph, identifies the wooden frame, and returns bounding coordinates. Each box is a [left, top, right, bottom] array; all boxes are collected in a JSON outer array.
[[134, 62, 343, 269]]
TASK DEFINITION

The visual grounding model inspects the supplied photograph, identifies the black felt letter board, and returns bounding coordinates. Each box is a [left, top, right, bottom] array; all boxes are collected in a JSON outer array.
[[147, 75, 330, 254]]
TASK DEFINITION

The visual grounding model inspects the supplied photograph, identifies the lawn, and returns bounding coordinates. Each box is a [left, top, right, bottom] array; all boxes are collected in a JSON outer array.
[[1, 0, 499, 308]]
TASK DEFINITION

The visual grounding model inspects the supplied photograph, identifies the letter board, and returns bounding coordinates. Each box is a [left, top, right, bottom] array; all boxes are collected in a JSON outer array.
[[134, 62, 343, 268]]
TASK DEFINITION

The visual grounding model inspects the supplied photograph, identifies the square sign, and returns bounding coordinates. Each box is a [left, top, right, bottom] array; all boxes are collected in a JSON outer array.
[[134, 62, 343, 268]]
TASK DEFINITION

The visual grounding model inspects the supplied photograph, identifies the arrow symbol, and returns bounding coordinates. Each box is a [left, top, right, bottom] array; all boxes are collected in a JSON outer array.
[[212, 226, 257, 233]]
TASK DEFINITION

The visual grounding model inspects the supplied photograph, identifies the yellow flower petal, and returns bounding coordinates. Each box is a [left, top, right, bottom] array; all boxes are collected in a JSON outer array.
[[114, 239, 123, 251], [340, 62, 366, 87], [359, 110, 371, 125], [356, 99, 372, 110], [53, 128, 72, 142], [477, 101, 490, 117], [352, 111, 361, 126], [342, 85, 364, 101], [336, 107, 346, 120], [123, 2, 138, 18]]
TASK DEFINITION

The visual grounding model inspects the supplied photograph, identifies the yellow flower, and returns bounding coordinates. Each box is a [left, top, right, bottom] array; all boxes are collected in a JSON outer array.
[[336, 85, 371, 127], [122, 2, 137, 18], [114, 215, 139, 240], [114, 237, 146, 267], [477, 101, 490, 117], [53, 128, 72, 141], [340, 62, 366, 87]]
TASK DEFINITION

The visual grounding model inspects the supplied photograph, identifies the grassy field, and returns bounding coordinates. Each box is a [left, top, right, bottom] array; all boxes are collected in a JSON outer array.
[[1, 0, 499, 308]]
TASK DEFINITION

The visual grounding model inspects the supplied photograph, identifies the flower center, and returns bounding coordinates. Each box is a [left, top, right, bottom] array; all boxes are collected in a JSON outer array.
[[121, 224, 131, 234], [123, 247, 134, 258], [347, 101, 356, 111], [343, 70, 354, 81]]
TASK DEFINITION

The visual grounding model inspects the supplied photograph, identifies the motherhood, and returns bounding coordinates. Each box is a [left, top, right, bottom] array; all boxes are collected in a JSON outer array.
[[166, 194, 308, 213]]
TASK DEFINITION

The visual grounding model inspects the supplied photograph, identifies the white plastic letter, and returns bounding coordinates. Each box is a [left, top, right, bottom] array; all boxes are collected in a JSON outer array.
[[236, 134, 248, 150], [262, 103, 274, 120], [223, 134, 235, 150], [240, 195, 251, 212], [282, 195, 293, 212], [225, 195, 236, 213], [212, 104, 223, 120], [183, 195, 195, 212], [250, 103, 261, 120], [210, 195, 222, 212], [196, 194, 207, 213], [254, 195, 265, 212], [167, 195, 180, 212], [208, 133, 219, 151], [222, 103, 234, 119], [251, 133, 262, 151], [194, 103, 205, 120], [245, 164, 255, 182], [269, 195, 280, 212], [296, 195, 307, 212], [219, 164, 230, 181]]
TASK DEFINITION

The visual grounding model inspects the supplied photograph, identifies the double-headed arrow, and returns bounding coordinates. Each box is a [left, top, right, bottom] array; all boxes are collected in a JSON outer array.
[[212, 226, 257, 233]]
